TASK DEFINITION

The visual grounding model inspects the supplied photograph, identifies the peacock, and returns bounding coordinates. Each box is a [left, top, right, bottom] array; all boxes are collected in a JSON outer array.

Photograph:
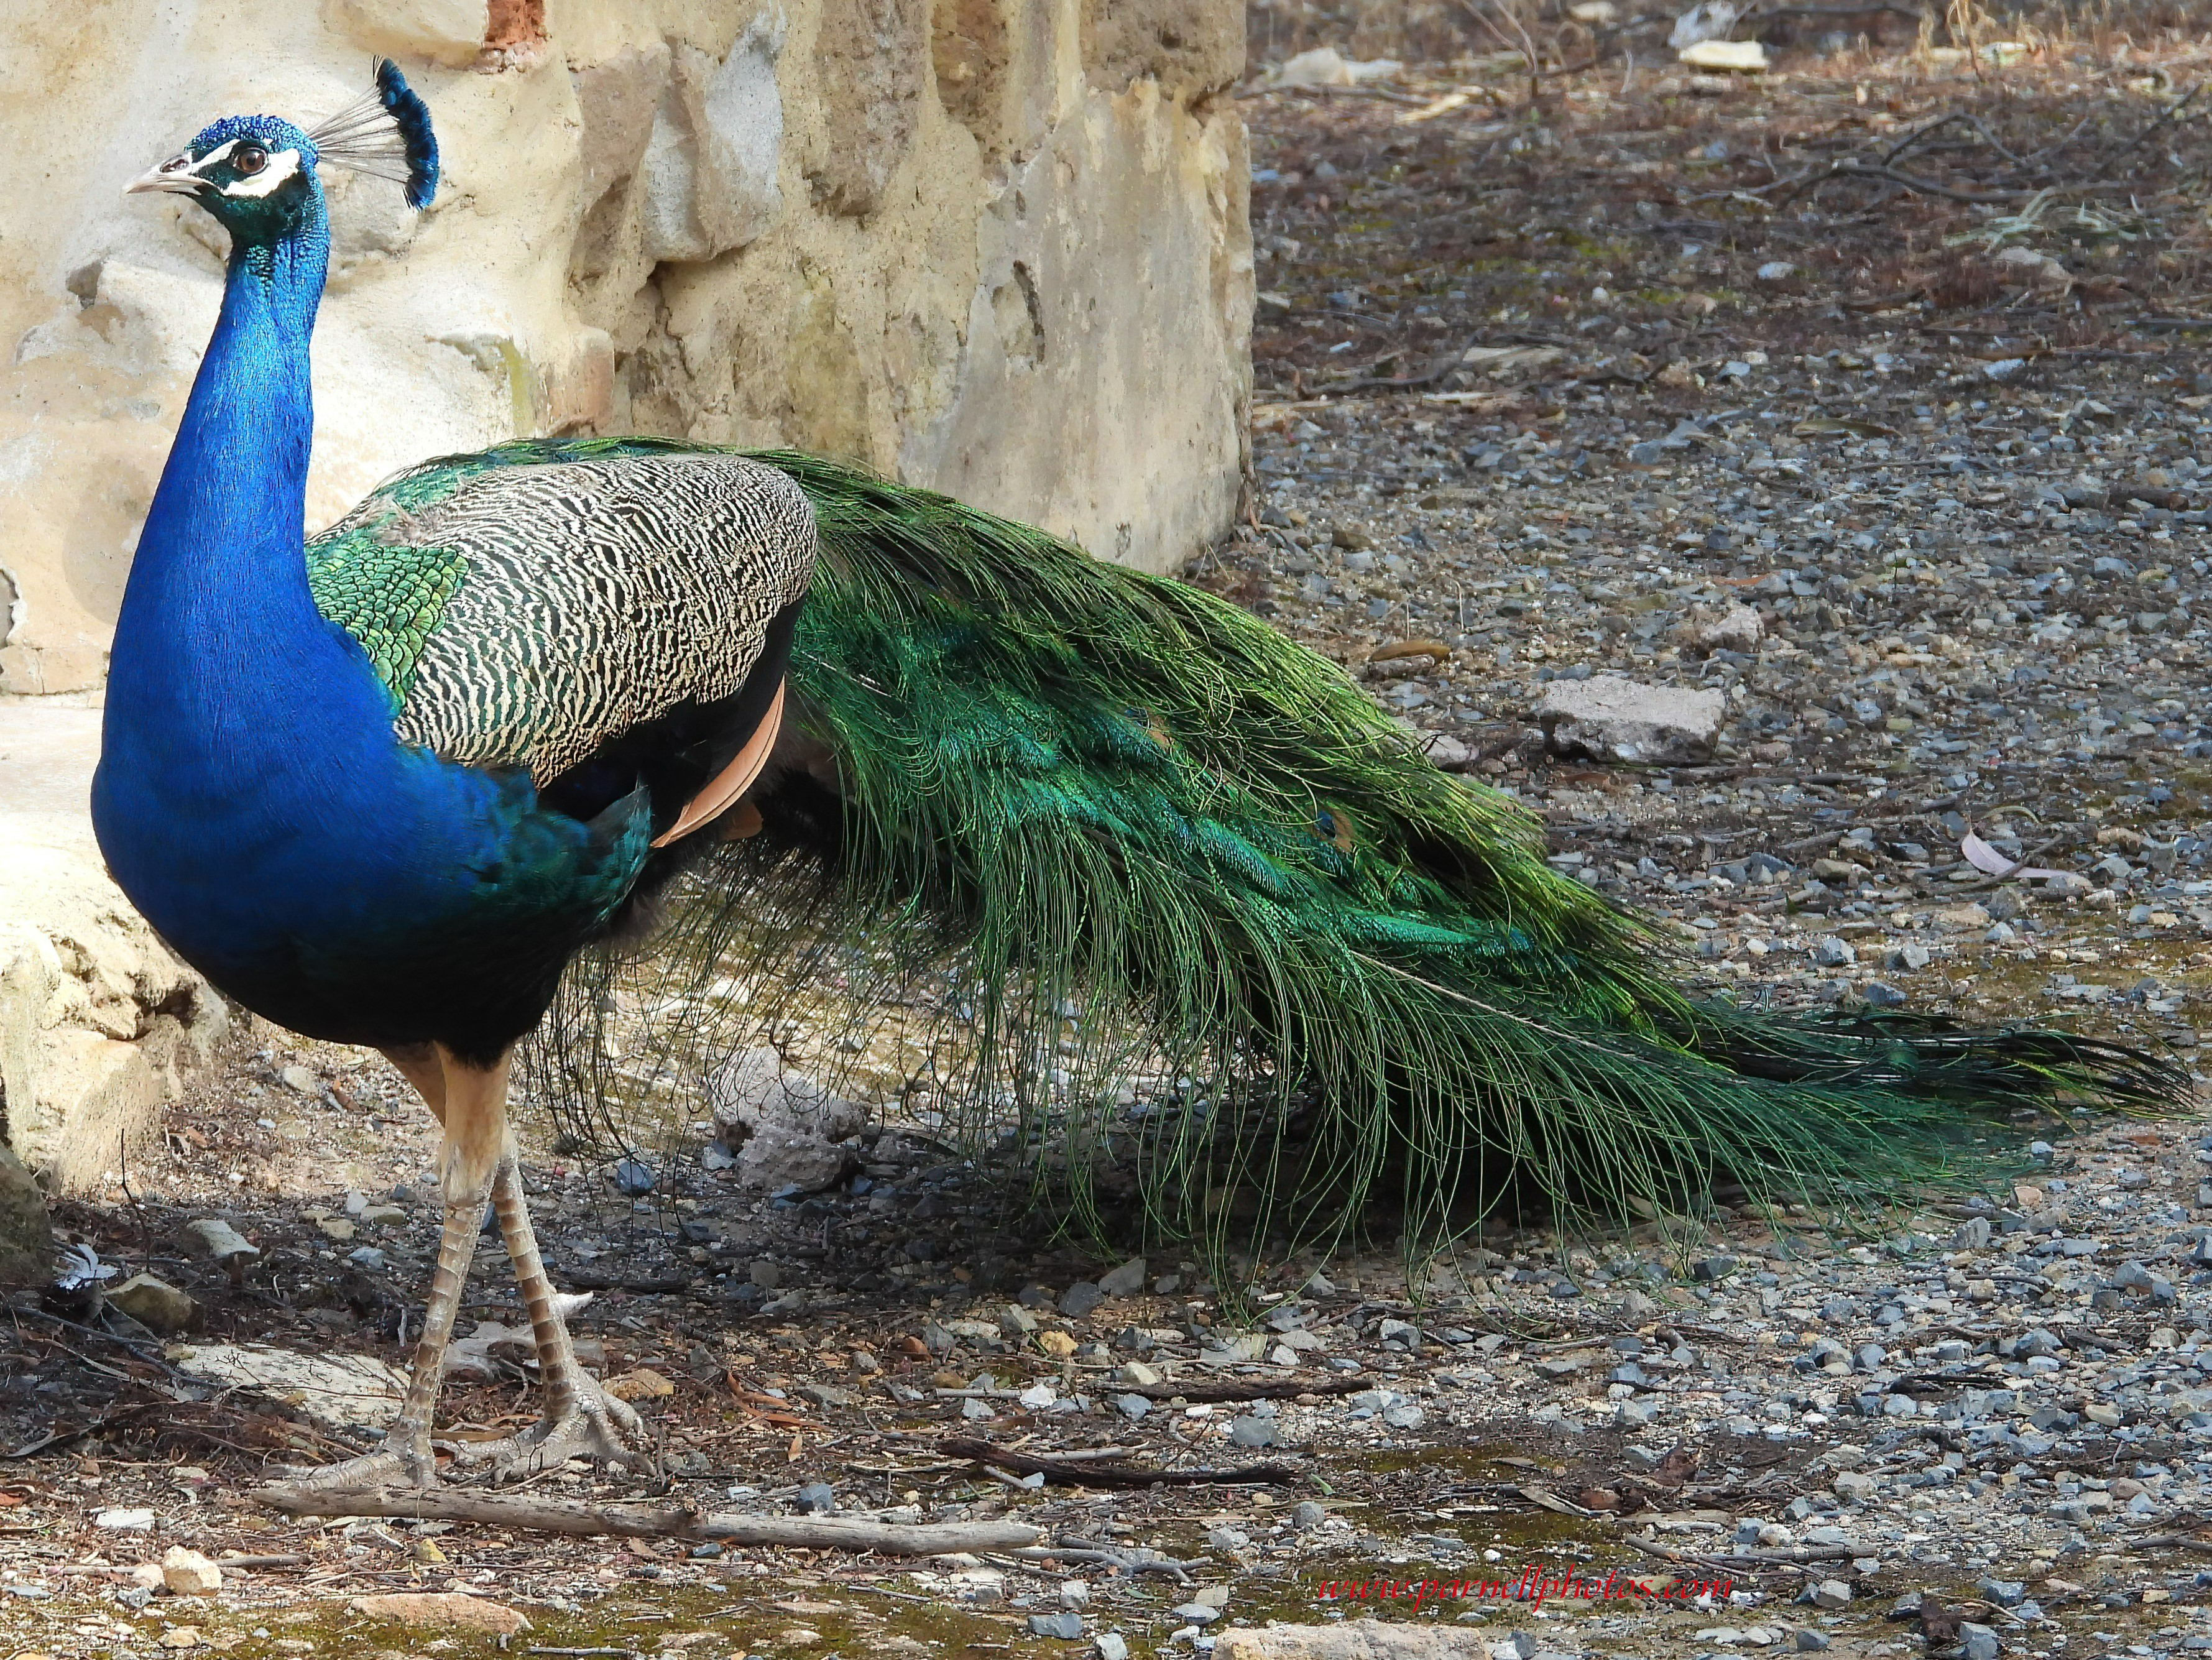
[[96, 65, 2178, 1492]]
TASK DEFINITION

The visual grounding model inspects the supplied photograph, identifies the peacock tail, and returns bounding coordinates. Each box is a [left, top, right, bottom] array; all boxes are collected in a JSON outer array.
[[410, 436, 2191, 1259]]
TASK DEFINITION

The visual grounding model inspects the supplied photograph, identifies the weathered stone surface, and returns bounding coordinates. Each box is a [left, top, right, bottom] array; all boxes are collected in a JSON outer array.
[[1082, 0, 1245, 95], [322, 0, 491, 67], [169, 1343, 410, 1429], [0, 1141, 50, 1286], [1215, 1626, 1498, 1660], [160, 1547, 223, 1597], [0, 701, 227, 1192], [639, 26, 785, 263], [1534, 676, 1727, 765], [812, 0, 928, 216], [347, 1593, 533, 1636], [708, 1046, 868, 1191], [0, 0, 1248, 699], [106, 1273, 198, 1335]]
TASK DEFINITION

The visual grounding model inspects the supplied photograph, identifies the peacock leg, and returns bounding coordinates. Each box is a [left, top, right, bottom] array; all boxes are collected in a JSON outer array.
[[281, 1044, 510, 1490], [448, 1150, 655, 1481]]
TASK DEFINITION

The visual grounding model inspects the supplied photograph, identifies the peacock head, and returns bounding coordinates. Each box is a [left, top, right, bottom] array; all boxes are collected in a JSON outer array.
[[127, 60, 438, 244]]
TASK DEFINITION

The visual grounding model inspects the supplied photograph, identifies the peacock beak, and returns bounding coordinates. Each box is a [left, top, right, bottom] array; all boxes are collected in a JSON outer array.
[[126, 154, 206, 198]]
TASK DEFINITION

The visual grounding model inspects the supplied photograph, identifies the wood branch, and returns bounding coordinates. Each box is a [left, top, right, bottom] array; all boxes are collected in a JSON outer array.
[[939, 1437, 1297, 1488], [250, 1485, 1041, 1554], [1116, 1373, 1379, 1403]]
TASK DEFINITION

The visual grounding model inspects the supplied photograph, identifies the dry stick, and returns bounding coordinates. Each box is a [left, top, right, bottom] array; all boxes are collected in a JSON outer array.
[[1117, 1373, 1378, 1403], [939, 1437, 1298, 1488], [251, 1485, 1041, 1554]]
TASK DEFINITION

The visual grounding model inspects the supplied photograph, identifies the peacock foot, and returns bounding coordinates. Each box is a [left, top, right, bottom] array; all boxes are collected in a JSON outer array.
[[447, 1378, 655, 1482], [275, 1432, 440, 1492]]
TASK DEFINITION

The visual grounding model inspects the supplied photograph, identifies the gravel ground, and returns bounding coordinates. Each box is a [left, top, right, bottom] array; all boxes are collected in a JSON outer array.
[[8, 30, 2212, 1660]]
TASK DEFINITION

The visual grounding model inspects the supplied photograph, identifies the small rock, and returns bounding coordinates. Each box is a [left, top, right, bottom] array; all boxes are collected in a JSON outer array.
[[1060, 1282, 1105, 1318], [1291, 1501, 1326, 1531], [1029, 1612, 1086, 1640], [1061, 1580, 1092, 1610], [1116, 1393, 1151, 1420], [1172, 1604, 1220, 1626], [1833, 1472, 1877, 1501], [106, 1274, 198, 1335], [161, 1548, 223, 1597], [750, 1258, 785, 1290], [1958, 1623, 2002, 1660], [346, 1593, 533, 1636], [1810, 1579, 1852, 1610], [1756, 261, 1797, 282], [1097, 1258, 1147, 1297], [794, 1482, 837, 1514], [345, 1246, 386, 1272], [1095, 1636, 1129, 1660], [1535, 675, 1725, 765], [1117, 1361, 1161, 1386], [1811, 935, 1856, 967], [94, 1508, 155, 1531], [1228, 1414, 1276, 1448], [178, 1218, 257, 1271]]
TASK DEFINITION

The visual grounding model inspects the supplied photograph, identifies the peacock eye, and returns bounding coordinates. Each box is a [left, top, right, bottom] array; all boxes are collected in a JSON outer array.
[[234, 144, 268, 177]]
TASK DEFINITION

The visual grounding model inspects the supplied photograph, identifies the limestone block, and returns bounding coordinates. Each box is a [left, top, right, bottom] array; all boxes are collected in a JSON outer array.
[[641, 21, 786, 262], [571, 44, 671, 212], [321, 0, 491, 67], [1082, 0, 1245, 95], [0, 0, 1249, 701], [1534, 675, 1726, 765], [0, 1141, 50, 1288], [811, 0, 929, 216], [0, 703, 227, 1193]]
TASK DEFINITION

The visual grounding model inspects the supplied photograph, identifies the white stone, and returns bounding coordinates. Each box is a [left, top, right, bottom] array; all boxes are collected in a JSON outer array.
[[1534, 676, 1726, 765], [161, 1546, 223, 1596], [709, 1046, 869, 1190], [0, 701, 226, 1191], [1678, 39, 1767, 70], [168, 1342, 410, 1429]]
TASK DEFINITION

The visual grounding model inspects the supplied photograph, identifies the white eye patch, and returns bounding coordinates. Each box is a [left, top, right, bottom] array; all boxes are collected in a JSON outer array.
[[218, 147, 302, 199]]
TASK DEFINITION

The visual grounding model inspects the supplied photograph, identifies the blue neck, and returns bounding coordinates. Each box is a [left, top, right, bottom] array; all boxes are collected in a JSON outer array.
[[119, 224, 329, 650]]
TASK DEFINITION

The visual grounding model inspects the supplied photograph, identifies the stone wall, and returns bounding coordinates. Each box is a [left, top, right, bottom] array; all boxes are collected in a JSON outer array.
[[0, 0, 1252, 696], [0, 0, 1250, 1185]]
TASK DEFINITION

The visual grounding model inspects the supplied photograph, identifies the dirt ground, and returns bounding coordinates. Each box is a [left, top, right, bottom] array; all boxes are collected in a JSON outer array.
[[8, 19, 2212, 1660]]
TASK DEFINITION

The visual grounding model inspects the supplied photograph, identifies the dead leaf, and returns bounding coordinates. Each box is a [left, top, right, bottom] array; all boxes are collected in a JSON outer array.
[[1960, 832, 2067, 881], [606, 1367, 675, 1401], [788, 1431, 804, 1462], [1369, 639, 1452, 665]]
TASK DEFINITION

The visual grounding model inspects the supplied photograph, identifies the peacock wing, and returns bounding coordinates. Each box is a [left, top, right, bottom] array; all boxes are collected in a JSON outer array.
[[305, 443, 816, 783]]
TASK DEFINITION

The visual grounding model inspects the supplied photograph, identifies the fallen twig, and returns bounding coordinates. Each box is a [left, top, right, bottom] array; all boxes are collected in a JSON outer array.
[[251, 1485, 1041, 1553], [939, 1437, 1298, 1488], [1011, 1541, 1200, 1580], [1116, 1374, 1377, 1403]]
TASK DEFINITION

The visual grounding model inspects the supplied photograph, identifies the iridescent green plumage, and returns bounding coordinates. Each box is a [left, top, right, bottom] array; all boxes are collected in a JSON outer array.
[[423, 437, 2184, 1257]]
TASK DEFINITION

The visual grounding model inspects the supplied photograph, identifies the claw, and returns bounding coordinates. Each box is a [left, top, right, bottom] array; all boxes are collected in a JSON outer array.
[[449, 1376, 656, 1483], [275, 1434, 440, 1492]]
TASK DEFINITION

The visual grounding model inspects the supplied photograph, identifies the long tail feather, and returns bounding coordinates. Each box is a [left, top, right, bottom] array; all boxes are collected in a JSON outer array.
[[509, 440, 2190, 1258]]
